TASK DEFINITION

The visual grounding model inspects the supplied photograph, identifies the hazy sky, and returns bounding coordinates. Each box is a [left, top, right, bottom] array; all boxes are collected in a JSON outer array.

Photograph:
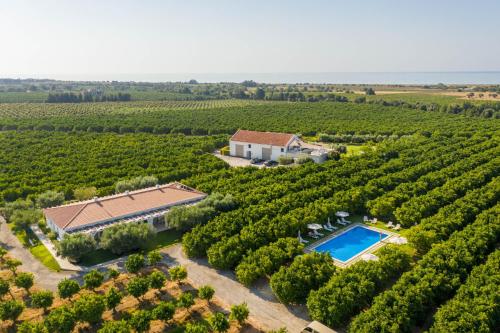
[[1, 0, 500, 78]]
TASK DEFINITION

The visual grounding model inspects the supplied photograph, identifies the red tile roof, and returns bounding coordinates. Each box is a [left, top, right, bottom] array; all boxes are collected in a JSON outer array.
[[43, 183, 206, 231], [230, 130, 296, 146]]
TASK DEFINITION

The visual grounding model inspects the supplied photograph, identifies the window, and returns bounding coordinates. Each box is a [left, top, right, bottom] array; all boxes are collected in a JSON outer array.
[[281, 148, 284, 152], [248, 144, 251, 148]]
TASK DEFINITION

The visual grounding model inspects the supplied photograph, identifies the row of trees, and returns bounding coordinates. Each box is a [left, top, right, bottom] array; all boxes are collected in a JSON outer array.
[[306, 246, 411, 328], [234, 238, 303, 286], [407, 177, 499, 254], [348, 205, 500, 332], [46, 92, 131, 103], [367, 139, 499, 218], [114, 175, 158, 194], [394, 157, 499, 226], [429, 249, 500, 332]]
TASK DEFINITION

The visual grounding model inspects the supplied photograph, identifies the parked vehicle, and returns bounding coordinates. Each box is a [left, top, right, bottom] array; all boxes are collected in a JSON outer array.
[[250, 158, 264, 164], [264, 160, 278, 167]]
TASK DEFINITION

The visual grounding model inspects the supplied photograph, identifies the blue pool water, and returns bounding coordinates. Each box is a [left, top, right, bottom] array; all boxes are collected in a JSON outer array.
[[313, 226, 389, 262]]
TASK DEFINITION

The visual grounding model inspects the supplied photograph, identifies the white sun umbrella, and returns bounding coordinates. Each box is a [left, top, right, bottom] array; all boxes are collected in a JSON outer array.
[[389, 236, 408, 245], [361, 253, 379, 261], [335, 211, 350, 218], [307, 223, 323, 230]]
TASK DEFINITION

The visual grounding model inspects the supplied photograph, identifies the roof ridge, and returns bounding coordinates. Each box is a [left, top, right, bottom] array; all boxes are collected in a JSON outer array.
[[62, 202, 89, 229]]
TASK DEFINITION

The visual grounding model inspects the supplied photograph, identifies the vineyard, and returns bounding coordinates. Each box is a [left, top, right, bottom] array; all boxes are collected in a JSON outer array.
[[0, 95, 498, 332]]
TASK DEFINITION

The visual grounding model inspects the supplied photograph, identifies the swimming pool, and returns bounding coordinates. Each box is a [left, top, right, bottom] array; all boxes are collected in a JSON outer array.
[[312, 225, 389, 262]]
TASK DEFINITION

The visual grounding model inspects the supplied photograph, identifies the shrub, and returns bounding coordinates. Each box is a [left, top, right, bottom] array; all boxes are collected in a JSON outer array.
[[126, 277, 150, 301], [57, 278, 80, 299], [83, 269, 104, 290], [73, 186, 97, 201], [148, 270, 167, 291], [169, 266, 188, 284], [31, 290, 54, 312], [9, 209, 41, 231], [115, 175, 158, 194], [0, 300, 24, 322], [125, 253, 146, 274], [152, 301, 176, 322], [17, 321, 48, 333], [14, 272, 34, 293], [209, 312, 230, 332], [278, 156, 294, 165], [185, 322, 209, 333], [198, 285, 215, 303], [97, 320, 130, 333], [230, 302, 250, 325], [105, 287, 123, 312], [44, 306, 76, 333], [129, 310, 152, 333], [58, 233, 97, 262], [0, 278, 10, 299], [100, 223, 154, 255], [73, 293, 106, 324], [177, 292, 195, 311], [220, 146, 230, 156], [147, 250, 162, 266]]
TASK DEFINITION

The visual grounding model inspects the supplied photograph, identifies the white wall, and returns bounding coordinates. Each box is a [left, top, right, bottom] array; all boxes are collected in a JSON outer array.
[[230, 140, 288, 161]]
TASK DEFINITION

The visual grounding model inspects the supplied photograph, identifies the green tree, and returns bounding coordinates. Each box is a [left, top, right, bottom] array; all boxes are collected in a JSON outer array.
[[97, 320, 130, 333], [57, 278, 80, 299], [100, 223, 154, 255], [4, 258, 22, 275], [169, 266, 187, 284], [0, 247, 7, 264], [147, 250, 162, 266], [58, 233, 97, 262], [185, 322, 209, 333], [14, 272, 34, 294], [73, 186, 97, 201], [17, 321, 48, 333], [126, 276, 150, 302], [152, 301, 176, 322], [177, 292, 195, 312], [73, 293, 105, 324], [107, 268, 120, 280], [44, 305, 76, 333], [148, 270, 166, 293], [83, 269, 104, 290], [0, 278, 10, 299], [9, 209, 41, 231], [230, 302, 249, 325], [198, 285, 215, 304], [270, 252, 336, 304], [255, 87, 266, 100], [0, 300, 24, 323], [129, 310, 152, 333], [125, 253, 145, 274], [105, 287, 123, 313], [36, 190, 65, 208], [31, 290, 54, 313], [209, 312, 230, 332]]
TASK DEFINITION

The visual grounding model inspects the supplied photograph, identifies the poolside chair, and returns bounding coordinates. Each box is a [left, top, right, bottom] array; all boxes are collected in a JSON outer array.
[[313, 229, 324, 237], [386, 221, 394, 228], [394, 223, 401, 231], [298, 231, 309, 244], [323, 224, 333, 232], [341, 217, 352, 224], [363, 216, 369, 222], [337, 219, 347, 226], [308, 231, 319, 239], [371, 217, 378, 224], [326, 220, 338, 231]]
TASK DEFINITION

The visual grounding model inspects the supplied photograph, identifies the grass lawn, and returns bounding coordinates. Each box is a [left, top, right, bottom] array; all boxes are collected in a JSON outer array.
[[79, 229, 184, 267], [7, 224, 61, 272], [343, 144, 369, 157]]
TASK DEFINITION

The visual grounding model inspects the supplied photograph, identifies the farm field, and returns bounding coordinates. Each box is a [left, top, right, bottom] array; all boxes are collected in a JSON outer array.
[[0, 91, 499, 332]]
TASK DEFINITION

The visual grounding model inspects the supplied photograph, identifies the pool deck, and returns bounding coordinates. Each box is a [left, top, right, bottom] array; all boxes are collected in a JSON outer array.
[[304, 223, 398, 268]]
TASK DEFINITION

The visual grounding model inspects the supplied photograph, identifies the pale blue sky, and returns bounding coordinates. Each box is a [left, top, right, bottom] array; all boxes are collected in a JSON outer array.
[[1, 0, 499, 78]]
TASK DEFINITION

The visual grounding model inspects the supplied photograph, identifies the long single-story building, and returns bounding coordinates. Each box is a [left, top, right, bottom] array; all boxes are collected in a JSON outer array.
[[43, 182, 207, 239], [229, 129, 328, 163]]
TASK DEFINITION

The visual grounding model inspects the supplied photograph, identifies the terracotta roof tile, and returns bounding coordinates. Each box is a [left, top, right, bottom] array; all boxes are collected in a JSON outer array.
[[230, 130, 296, 146], [43, 183, 206, 231]]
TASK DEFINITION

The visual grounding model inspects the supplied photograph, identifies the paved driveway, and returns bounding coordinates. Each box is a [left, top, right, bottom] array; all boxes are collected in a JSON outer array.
[[162, 244, 310, 332]]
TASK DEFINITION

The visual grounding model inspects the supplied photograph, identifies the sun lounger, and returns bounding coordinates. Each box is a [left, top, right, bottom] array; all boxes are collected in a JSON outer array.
[[386, 221, 394, 228], [371, 217, 378, 224], [394, 223, 401, 231], [313, 230, 324, 237], [326, 221, 338, 231], [363, 215, 369, 222], [337, 219, 347, 226], [323, 224, 333, 231], [308, 232, 319, 239]]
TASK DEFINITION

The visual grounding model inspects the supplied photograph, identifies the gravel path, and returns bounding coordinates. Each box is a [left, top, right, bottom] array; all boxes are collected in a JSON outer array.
[[0, 217, 75, 290], [162, 244, 311, 332]]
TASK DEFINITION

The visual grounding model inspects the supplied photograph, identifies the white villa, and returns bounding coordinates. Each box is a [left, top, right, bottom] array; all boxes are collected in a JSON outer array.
[[43, 182, 207, 239], [229, 129, 328, 163]]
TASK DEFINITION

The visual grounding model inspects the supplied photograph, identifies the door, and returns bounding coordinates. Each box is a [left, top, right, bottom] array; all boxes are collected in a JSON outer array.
[[262, 147, 272, 160], [235, 144, 244, 157], [246, 151, 252, 159]]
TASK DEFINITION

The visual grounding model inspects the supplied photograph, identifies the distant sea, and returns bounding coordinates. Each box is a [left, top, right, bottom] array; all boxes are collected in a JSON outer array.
[[16, 72, 500, 84]]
